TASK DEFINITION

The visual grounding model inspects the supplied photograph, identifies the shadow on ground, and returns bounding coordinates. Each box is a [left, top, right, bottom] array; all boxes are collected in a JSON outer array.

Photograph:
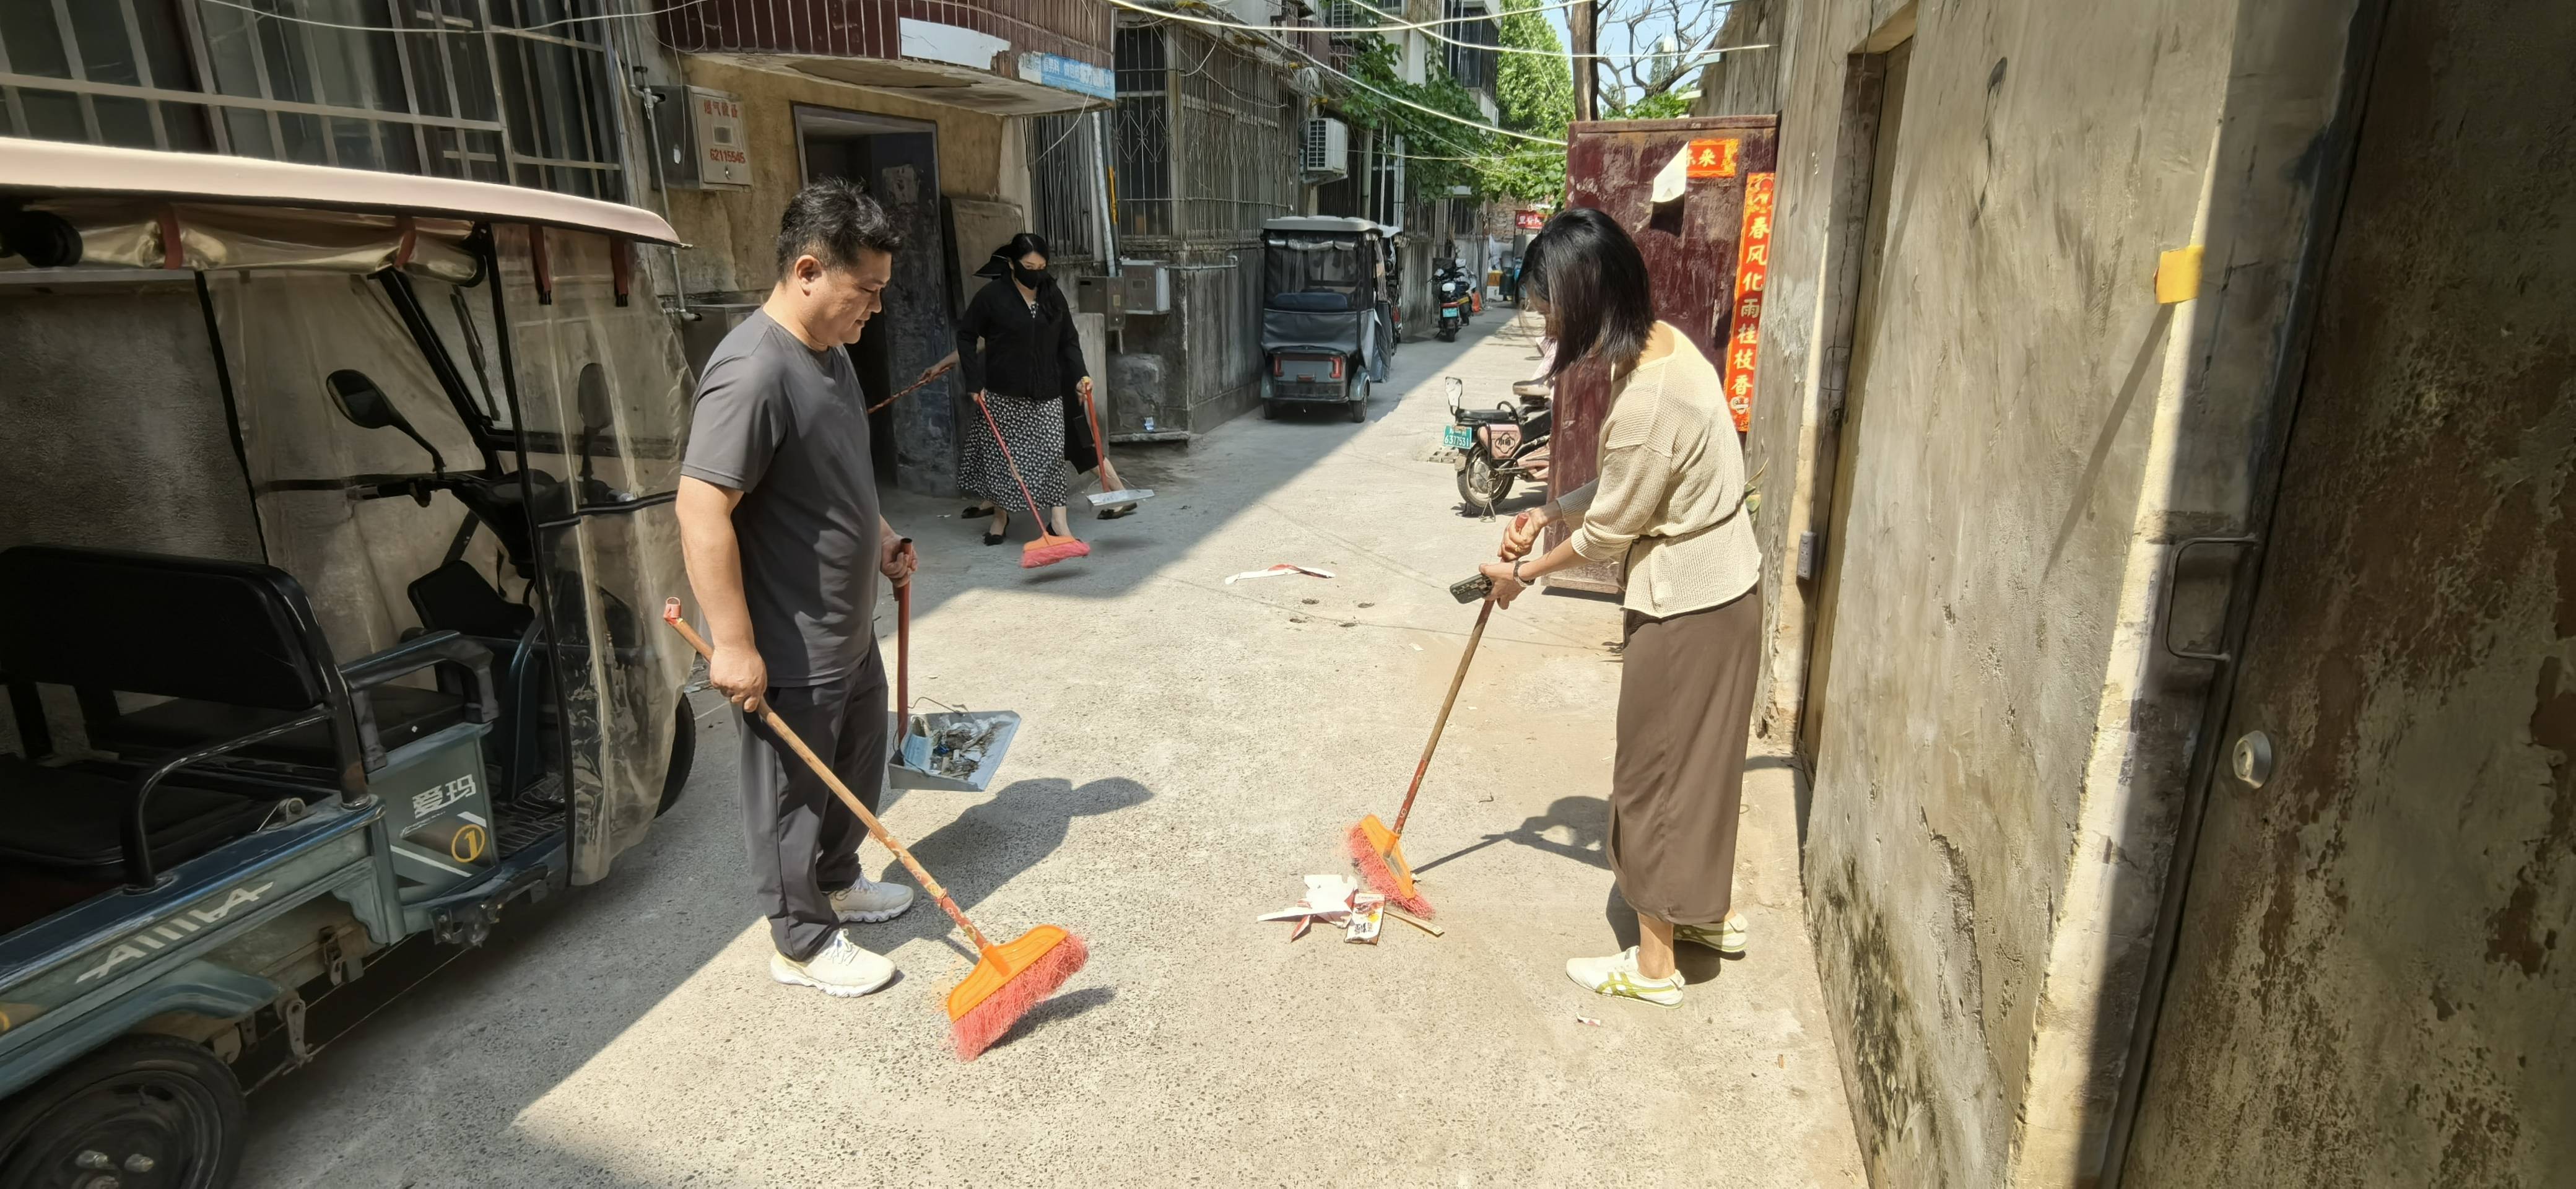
[[886, 316, 1544, 624]]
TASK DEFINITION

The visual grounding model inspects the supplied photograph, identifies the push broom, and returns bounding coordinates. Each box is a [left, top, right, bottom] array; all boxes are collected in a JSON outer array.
[[972, 393, 1089, 568], [663, 600, 1086, 1060], [1347, 515, 1525, 918], [1077, 389, 1153, 516]]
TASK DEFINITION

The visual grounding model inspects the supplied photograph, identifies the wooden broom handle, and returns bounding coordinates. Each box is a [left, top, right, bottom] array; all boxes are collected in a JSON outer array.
[[1081, 388, 1110, 479], [664, 601, 996, 954], [1391, 511, 1526, 836], [894, 573, 910, 747], [1390, 597, 1495, 836]]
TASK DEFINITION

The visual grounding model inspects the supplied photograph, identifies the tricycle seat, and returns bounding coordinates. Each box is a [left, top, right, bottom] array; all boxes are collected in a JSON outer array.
[[0, 756, 279, 882], [1456, 407, 1520, 425], [0, 545, 495, 887], [115, 684, 468, 770]]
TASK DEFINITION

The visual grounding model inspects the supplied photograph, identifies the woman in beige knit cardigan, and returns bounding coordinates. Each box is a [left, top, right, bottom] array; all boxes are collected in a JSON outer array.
[[1482, 207, 1762, 1008]]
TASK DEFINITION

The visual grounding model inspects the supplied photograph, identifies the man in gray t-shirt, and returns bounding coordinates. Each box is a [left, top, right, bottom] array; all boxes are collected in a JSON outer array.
[[678, 181, 919, 998]]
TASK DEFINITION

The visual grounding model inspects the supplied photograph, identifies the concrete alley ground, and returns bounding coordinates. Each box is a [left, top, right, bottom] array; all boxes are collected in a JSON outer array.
[[238, 314, 1866, 1187]]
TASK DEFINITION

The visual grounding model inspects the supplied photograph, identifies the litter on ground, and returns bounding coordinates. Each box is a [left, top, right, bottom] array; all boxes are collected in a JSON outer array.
[[1224, 564, 1336, 584]]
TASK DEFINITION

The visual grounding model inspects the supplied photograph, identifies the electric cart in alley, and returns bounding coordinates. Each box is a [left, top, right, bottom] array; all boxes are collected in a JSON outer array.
[[0, 139, 699, 1186], [1257, 216, 1398, 422]]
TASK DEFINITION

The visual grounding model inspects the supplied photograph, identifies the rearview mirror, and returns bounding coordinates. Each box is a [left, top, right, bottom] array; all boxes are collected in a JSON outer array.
[[326, 369, 445, 474], [326, 370, 401, 430]]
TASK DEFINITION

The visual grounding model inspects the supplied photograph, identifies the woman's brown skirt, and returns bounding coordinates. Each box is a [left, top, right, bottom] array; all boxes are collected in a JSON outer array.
[[1607, 585, 1762, 925]]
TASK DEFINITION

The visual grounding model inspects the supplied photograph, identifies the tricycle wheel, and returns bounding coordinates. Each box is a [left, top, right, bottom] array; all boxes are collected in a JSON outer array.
[[656, 698, 696, 817], [1456, 446, 1513, 513], [1262, 400, 1281, 420], [0, 1035, 244, 1189], [1347, 376, 1370, 422]]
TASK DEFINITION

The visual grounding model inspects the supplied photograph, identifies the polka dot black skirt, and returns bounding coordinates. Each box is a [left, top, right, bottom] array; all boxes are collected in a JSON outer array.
[[963, 390, 1070, 512]]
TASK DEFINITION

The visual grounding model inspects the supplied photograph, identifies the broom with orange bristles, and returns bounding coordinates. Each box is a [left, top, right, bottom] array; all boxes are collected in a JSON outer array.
[[1347, 513, 1528, 917], [663, 600, 1086, 1060], [972, 392, 1089, 568]]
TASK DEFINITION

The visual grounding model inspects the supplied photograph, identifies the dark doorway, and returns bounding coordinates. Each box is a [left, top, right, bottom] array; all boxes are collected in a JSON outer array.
[[796, 107, 954, 494]]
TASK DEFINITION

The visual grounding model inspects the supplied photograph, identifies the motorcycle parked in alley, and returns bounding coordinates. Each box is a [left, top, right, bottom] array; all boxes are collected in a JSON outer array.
[[1445, 376, 1552, 516], [1434, 261, 1474, 342]]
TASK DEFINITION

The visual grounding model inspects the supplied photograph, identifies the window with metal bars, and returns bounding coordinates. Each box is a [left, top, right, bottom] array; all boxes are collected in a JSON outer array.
[[1112, 24, 1171, 238], [1024, 111, 1102, 264], [0, 1, 622, 200], [1172, 30, 1294, 240]]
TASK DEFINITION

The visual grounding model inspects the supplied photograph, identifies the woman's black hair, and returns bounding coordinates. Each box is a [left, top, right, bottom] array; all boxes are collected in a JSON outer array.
[[1522, 207, 1655, 380], [976, 231, 1054, 279]]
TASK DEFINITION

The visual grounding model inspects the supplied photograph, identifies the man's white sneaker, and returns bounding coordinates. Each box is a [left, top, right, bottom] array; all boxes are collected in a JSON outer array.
[[831, 876, 915, 923], [770, 930, 896, 998], [1565, 946, 1686, 1007]]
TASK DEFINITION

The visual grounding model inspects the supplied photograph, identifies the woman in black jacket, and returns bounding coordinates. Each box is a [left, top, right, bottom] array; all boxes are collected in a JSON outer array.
[[928, 233, 1127, 544]]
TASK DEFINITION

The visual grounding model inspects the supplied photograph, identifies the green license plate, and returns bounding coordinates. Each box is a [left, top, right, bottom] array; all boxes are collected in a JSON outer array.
[[1443, 425, 1475, 450]]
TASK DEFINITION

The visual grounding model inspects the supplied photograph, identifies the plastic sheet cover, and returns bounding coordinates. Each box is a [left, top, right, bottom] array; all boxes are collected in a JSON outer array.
[[209, 230, 689, 882], [209, 271, 506, 666], [489, 225, 690, 883], [2, 199, 478, 279]]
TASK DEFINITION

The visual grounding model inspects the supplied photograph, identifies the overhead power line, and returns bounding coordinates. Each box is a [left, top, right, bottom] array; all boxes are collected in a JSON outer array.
[[1108, 0, 1567, 146]]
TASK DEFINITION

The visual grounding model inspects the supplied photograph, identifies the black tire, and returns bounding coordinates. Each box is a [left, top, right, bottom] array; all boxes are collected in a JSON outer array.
[[1437, 325, 1457, 342], [0, 1035, 245, 1189], [1262, 401, 1281, 420], [1456, 447, 1514, 513], [1347, 376, 1370, 422], [656, 697, 695, 817]]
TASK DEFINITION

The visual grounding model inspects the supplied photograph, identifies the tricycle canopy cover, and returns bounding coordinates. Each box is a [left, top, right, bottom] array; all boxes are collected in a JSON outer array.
[[198, 227, 690, 882], [0, 137, 679, 278], [1260, 217, 1386, 312]]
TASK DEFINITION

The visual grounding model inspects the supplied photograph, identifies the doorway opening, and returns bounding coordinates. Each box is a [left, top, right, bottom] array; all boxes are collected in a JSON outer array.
[[795, 106, 952, 493], [1796, 15, 1918, 767]]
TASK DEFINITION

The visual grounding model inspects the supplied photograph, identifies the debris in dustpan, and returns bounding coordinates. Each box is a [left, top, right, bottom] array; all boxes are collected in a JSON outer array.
[[903, 713, 1007, 781], [1224, 564, 1335, 585], [887, 706, 1023, 792]]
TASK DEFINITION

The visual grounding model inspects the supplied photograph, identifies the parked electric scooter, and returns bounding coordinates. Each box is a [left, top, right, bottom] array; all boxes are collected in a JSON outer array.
[[1443, 376, 1552, 516], [1434, 261, 1473, 342]]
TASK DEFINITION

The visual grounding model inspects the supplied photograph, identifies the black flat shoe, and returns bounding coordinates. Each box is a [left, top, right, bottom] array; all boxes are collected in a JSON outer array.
[[982, 511, 1008, 546], [963, 503, 994, 517]]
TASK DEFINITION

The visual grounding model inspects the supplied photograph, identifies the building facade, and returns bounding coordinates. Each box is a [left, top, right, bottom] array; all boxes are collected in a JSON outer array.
[[1697, 0, 2574, 1185]]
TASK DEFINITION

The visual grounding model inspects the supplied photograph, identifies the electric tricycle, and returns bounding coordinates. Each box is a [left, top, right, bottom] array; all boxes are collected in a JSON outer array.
[[0, 139, 695, 1186], [1258, 216, 1397, 422]]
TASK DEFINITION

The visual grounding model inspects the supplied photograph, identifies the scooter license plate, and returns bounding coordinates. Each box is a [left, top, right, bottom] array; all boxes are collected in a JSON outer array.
[[1440, 308, 1460, 320], [1442, 425, 1476, 450]]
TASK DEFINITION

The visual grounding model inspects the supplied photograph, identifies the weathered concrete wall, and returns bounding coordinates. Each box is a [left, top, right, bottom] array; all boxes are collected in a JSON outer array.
[[1115, 250, 1265, 433], [1727, 0, 2373, 1182], [2120, 0, 2576, 1180], [640, 56, 1010, 300], [1690, 0, 1788, 116]]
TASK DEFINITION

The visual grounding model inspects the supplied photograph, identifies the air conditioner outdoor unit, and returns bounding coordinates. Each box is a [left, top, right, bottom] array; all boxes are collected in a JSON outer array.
[[1302, 117, 1350, 181]]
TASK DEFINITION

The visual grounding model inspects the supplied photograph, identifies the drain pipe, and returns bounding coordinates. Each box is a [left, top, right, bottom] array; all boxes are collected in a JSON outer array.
[[619, 32, 694, 321]]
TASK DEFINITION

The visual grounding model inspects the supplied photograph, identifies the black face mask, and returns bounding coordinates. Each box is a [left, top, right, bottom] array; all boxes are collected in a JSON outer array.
[[1012, 264, 1049, 289]]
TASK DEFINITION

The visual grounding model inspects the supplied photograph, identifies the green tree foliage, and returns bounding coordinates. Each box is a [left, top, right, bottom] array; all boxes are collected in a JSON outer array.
[[1487, 0, 1573, 203], [1334, 37, 1492, 197], [1608, 90, 1693, 120]]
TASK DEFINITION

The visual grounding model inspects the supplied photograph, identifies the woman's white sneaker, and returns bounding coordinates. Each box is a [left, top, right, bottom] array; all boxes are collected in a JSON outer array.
[[1565, 946, 1685, 1007], [1674, 913, 1749, 954], [771, 930, 896, 997], [830, 876, 914, 923]]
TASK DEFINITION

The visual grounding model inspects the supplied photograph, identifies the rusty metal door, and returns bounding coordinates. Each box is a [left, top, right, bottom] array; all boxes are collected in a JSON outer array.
[[1551, 115, 1778, 593], [2120, 0, 2576, 1180]]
